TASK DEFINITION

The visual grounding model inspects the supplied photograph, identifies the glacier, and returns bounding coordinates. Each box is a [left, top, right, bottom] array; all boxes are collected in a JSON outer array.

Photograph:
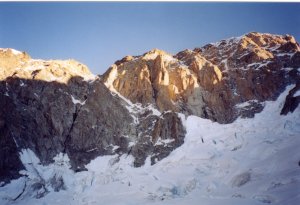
[[0, 85, 299, 205]]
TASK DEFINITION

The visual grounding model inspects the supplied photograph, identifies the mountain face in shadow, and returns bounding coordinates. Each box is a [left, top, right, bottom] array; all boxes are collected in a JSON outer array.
[[0, 32, 300, 185], [0, 50, 185, 184]]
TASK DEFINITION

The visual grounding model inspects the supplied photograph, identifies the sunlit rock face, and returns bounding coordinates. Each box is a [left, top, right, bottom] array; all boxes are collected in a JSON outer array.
[[0, 48, 185, 184], [103, 32, 300, 123], [0, 32, 300, 185], [0, 48, 95, 83]]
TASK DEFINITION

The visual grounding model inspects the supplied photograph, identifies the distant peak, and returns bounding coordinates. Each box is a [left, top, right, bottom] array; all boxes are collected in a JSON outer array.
[[114, 55, 135, 66], [0, 49, 95, 83], [142, 48, 173, 61], [147, 48, 167, 55], [0, 48, 30, 59], [201, 32, 299, 54], [0, 48, 23, 55]]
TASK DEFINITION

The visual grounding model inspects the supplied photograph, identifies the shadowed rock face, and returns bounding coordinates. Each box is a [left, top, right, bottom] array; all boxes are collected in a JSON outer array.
[[103, 32, 300, 123], [0, 77, 134, 175], [0, 96, 25, 184], [0, 49, 185, 183], [132, 111, 185, 167], [280, 83, 300, 115], [1, 32, 300, 184]]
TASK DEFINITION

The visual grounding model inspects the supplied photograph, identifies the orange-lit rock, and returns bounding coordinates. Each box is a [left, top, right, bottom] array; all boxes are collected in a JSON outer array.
[[103, 32, 300, 123]]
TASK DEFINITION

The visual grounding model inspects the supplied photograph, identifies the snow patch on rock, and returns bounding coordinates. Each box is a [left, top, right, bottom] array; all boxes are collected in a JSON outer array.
[[293, 90, 300, 97], [71, 95, 86, 105]]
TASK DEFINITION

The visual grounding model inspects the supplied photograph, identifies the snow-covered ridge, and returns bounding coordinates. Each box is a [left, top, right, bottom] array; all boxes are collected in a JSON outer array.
[[0, 48, 23, 55], [1, 84, 299, 205], [210, 35, 243, 47], [208, 32, 294, 49]]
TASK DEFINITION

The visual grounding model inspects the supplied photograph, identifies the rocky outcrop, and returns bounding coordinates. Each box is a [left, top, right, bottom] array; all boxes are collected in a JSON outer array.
[[0, 49, 185, 184], [103, 32, 300, 123], [131, 111, 185, 167], [0, 48, 95, 83], [280, 83, 300, 115], [1, 32, 300, 186]]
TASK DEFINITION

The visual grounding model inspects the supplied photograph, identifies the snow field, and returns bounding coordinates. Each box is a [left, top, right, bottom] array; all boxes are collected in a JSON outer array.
[[1, 85, 299, 205]]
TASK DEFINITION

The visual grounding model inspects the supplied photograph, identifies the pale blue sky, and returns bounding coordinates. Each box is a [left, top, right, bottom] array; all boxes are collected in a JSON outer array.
[[1, 2, 300, 74]]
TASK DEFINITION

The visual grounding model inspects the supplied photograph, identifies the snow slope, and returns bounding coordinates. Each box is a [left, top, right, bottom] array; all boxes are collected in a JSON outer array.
[[0, 85, 299, 205]]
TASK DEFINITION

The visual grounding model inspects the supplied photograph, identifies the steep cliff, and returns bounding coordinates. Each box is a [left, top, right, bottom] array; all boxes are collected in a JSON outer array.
[[103, 32, 300, 123], [0, 32, 299, 188], [0, 49, 185, 185]]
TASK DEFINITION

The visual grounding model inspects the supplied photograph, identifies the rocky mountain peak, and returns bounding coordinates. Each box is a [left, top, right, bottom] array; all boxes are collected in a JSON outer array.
[[198, 32, 300, 69], [0, 48, 95, 83], [141, 48, 171, 60], [0, 48, 31, 79], [0, 48, 29, 57], [0, 32, 299, 191], [103, 32, 300, 123], [0, 47, 186, 184]]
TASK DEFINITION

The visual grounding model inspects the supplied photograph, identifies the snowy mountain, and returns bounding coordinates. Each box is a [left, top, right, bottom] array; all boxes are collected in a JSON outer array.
[[103, 32, 300, 123], [0, 32, 299, 205]]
